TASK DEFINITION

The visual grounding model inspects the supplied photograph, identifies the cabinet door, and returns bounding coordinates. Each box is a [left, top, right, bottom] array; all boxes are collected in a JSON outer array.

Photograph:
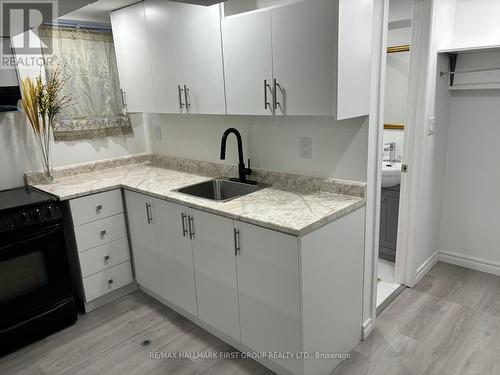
[[144, 0, 184, 113], [271, 0, 336, 116], [124, 191, 158, 293], [235, 221, 301, 374], [222, 11, 273, 115], [191, 210, 239, 340], [178, 3, 226, 114], [111, 3, 155, 113], [153, 199, 198, 316], [336, 0, 372, 119]]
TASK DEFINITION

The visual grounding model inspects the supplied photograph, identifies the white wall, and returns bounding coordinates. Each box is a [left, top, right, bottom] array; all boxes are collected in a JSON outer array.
[[398, 0, 455, 285], [0, 112, 148, 190], [439, 91, 500, 267], [434, 1, 500, 274], [148, 114, 369, 182], [451, 0, 500, 48]]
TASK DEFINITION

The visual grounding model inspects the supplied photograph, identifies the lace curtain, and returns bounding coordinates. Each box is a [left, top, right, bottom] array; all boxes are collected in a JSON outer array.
[[38, 27, 132, 141]]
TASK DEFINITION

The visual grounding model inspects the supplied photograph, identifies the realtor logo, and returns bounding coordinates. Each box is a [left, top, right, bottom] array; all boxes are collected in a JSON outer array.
[[1, 0, 56, 55]]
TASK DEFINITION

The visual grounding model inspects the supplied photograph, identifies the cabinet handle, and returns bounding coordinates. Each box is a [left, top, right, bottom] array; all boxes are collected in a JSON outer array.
[[184, 85, 191, 109], [108, 279, 114, 285], [381, 196, 386, 203], [104, 255, 110, 262], [264, 79, 272, 110], [178, 85, 185, 109], [96, 204, 103, 213], [188, 215, 194, 240], [273, 78, 281, 110], [100, 230, 107, 238], [181, 213, 188, 237], [233, 228, 240, 256], [145, 203, 152, 224], [121, 89, 127, 113]]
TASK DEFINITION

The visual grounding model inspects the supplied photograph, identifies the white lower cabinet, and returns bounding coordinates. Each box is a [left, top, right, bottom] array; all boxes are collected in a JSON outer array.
[[153, 198, 198, 316], [125, 190, 365, 375], [191, 209, 240, 341], [235, 221, 301, 374]]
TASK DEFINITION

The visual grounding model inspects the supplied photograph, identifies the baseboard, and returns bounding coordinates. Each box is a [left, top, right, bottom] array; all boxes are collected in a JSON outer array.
[[415, 251, 438, 284], [362, 318, 374, 340], [439, 250, 500, 277]]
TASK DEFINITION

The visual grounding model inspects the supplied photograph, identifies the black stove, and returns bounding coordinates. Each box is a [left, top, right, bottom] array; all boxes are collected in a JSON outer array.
[[0, 187, 59, 232], [0, 186, 77, 356]]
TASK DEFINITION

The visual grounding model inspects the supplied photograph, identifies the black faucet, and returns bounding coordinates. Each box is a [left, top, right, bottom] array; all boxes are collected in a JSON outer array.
[[220, 128, 255, 184]]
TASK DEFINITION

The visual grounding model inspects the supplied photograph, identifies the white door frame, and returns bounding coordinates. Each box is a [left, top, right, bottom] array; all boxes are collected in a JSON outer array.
[[362, 0, 388, 339], [394, 0, 433, 287]]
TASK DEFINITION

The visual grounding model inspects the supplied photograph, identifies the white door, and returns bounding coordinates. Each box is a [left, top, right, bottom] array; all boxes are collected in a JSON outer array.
[[235, 221, 301, 374], [191, 210, 239, 340], [144, 0, 184, 113], [271, 0, 336, 116], [153, 198, 198, 316], [222, 11, 274, 115], [111, 2, 155, 113], [178, 3, 226, 114], [124, 191, 158, 293]]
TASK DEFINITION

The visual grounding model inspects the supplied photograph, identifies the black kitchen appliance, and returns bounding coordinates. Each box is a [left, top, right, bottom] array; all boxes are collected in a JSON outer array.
[[0, 186, 77, 356]]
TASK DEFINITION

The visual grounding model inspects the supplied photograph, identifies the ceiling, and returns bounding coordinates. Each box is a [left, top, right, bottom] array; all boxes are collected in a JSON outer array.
[[62, 0, 141, 24]]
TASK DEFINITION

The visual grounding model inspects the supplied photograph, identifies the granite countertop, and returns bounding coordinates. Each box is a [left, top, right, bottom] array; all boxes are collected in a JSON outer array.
[[28, 156, 366, 236]]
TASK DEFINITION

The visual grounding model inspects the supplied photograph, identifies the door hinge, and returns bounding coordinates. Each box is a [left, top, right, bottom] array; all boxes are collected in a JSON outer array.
[[401, 164, 408, 173]]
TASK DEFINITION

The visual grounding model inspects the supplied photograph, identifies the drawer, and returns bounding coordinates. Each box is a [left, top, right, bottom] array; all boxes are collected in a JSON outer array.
[[79, 238, 130, 278], [70, 190, 124, 226], [83, 261, 133, 302], [75, 214, 127, 252]]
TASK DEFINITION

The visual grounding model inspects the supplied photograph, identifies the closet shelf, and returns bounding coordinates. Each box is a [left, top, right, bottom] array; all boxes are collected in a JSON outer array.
[[438, 45, 500, 54], [438, 45, 500, 90]]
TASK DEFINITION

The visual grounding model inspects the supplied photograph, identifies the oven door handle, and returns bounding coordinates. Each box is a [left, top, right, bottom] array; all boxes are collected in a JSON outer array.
[[0, 224, 62, 253]]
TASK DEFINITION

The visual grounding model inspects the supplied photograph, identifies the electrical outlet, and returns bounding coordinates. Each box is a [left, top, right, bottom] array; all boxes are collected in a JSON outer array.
[[300, 137, 312, 159], [154, 126, 162, 140]]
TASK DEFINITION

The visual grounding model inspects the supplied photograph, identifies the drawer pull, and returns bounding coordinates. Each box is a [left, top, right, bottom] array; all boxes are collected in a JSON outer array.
[[108, 279, 114, 285], [96, 204, 103, 213], [100, 230, 107, 238], [104, 255, 110, 262]]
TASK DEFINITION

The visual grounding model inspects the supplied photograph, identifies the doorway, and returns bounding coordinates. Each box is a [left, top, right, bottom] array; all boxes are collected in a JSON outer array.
[[376, 0, 413, 313]]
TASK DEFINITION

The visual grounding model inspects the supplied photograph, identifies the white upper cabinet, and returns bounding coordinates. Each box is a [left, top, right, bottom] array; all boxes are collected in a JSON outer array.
[[144, 0, 183, 113], [177, 3, 226, 114], [271, 0, 336, 116], [111, 2, 155, 113], [222, 10, 274, 116], [221, 0, 372, 119], [336, 0, 372, 120], [144, 0, 225, 114]]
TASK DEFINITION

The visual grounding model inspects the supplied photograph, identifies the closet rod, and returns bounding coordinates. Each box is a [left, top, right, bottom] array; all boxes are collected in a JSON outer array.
[[440, 66, 500, 76]]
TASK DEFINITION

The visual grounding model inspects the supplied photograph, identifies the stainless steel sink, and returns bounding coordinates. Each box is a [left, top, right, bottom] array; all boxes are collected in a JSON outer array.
[[174, 178, 267, 202]]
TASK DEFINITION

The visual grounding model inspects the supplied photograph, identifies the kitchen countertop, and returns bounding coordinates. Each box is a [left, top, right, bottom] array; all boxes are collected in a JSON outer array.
[[29, 158, 366, 236]]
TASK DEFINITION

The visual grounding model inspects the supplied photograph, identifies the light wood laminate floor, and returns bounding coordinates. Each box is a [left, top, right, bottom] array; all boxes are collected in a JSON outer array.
[[2, 262, 500, 375]]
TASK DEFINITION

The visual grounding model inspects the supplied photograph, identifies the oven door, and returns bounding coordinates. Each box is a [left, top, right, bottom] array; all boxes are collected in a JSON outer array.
[[0, 224, 73, 329]]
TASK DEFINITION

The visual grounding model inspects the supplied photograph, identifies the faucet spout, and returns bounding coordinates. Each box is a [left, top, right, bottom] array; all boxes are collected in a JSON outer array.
[[220, 128, 254, 184]]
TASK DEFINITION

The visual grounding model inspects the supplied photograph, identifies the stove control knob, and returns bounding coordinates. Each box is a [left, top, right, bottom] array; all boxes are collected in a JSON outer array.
[[20, 212, 30, 223], [33, 209, 41, 220], [45, 206, 53, 217]]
